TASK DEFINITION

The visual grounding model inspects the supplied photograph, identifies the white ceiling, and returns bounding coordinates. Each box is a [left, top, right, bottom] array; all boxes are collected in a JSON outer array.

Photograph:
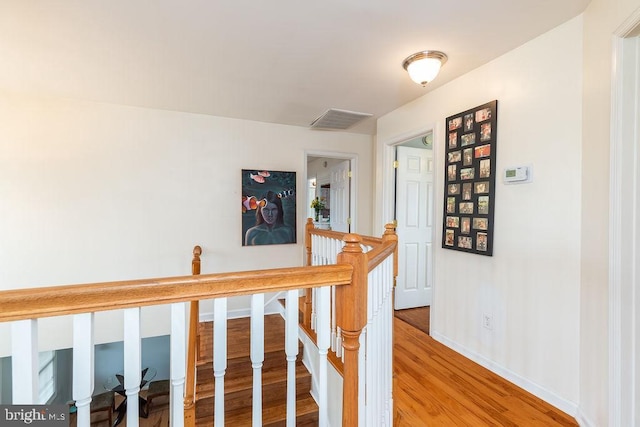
[[0, 1, 590, 135]]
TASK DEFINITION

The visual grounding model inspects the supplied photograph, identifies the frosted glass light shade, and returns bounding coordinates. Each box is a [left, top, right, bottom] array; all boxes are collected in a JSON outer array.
[[402, 51, 448, 86]]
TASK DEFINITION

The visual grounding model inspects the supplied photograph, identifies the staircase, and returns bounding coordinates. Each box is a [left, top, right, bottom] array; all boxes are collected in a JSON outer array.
[[194, 314, 319, 426]]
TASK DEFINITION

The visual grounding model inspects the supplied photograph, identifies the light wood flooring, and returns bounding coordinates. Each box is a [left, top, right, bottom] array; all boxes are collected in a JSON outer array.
[[394, 306, 430, 335], [393, 312, 577, 426]]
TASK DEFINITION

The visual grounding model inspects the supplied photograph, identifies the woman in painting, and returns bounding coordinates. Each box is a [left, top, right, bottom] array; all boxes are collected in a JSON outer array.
[[245, 190, 295, 245]]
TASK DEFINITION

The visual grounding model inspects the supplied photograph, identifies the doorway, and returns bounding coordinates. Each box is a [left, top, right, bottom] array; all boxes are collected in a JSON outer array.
[[394, 134, 435, 310], [378, 125, 437, 334], [305, 152, 357, 233]]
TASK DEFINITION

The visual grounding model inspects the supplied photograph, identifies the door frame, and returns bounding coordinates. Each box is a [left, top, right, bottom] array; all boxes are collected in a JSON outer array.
[[609, 13, 640, 427], [379, 122, 439, 315], [304, 150, 358, 233]]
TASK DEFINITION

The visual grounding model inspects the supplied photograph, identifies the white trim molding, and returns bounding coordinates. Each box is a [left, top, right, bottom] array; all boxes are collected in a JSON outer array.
[[304, 150, 359, 233], [609, 10, 640, 427], [377, 122, 440, 330], [378, 124, 436, 232]]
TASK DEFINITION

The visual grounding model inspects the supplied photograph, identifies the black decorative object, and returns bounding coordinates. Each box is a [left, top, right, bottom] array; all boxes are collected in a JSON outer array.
[[442, 100, 497, 256]]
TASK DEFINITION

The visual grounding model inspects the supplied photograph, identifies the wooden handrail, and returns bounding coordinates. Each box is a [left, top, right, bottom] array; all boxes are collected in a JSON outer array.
[[366, 223, 398, 272], [0, 264, 353, 323], [366, 241, 397, 272], [302, 222, 398, 370], [3, 225, 394, 427]]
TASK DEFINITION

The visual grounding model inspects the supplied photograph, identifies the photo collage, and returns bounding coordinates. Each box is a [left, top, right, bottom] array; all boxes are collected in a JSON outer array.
[[442, 100, 497, 256]]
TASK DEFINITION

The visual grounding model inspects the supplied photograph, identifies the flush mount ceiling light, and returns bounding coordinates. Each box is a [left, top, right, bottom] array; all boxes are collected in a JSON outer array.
[[402, 50, 448, 86]]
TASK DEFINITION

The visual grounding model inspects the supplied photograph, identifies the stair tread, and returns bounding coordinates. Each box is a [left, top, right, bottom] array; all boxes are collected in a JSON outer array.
[[194, 313, 318, 425], [197, 342, 303, 368], [196, 361, 310, 398], [195, 394, 319, 427], [198, 314, 291, 362]]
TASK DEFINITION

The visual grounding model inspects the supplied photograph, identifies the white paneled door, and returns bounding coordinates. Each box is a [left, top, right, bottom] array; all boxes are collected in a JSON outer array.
[[394, 146, 433, 309], [329, 160, 350, 233]]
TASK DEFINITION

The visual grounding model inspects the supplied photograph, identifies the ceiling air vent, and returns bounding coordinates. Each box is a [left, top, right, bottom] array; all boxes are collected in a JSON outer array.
[[310, 108, 373, 130]]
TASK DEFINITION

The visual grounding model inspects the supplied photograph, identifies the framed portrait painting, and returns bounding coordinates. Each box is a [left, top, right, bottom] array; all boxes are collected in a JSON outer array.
[[242, 169, 296, 246]]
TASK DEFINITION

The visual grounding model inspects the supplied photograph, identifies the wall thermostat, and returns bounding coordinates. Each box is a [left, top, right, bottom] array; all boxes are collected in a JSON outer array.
[[503, 165, 532, 184]]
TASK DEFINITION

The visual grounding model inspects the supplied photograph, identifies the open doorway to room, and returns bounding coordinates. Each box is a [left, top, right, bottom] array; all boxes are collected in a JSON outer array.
[[305, 152, 357, 233], [382, 130, 436, 335]]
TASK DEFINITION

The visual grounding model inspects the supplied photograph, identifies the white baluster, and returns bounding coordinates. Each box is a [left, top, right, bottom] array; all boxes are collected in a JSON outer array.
[[330, 285, 337, 353], [359, 327, 367, 427], [377, 262, 387, 425], [11, 319, 38, 403], [378, 267, 385, 425], [312, 235, 319, 265], [332, 237, 340, 263], [251, 293, 264, 427], [316, 286, 330, 427], [385, 259, 394, 425], [73, 313, 94, 427], [385, 258, 393, 426], [213, 298, 227, 427], [365, 270, 373, 426], [331, 238, 340, 357], [311, 236, 318, 331], [325, 236, 330, 264], [284, 289, 298, 427], [170, 303, 186, 427], [311, 287, 317, 331], [124, 308, 141, 427]]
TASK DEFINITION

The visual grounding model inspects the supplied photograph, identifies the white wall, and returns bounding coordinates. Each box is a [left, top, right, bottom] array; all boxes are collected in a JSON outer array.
[[0, 93, 373, 356], [376, 17, 583, 414]]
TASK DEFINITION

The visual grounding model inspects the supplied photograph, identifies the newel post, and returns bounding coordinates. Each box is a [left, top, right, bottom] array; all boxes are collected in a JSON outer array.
[[383, 223, 399, 284], [303, 218, 314, 330], [305, 218, 314, 266], [336, 233, 367, 427], [184, 245, 202, 427]]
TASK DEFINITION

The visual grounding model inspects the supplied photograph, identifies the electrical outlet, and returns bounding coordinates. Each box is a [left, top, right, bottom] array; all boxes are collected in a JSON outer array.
[[482, 313, 493, 330]]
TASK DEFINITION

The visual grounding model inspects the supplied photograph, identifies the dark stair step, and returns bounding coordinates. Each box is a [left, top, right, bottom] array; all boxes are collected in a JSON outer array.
[[197, 342, 303, 371], [198, 314, 291, 365], [195, 394, 319, 427], [195, 361, 311, 414], [194, 314, 318, 425]]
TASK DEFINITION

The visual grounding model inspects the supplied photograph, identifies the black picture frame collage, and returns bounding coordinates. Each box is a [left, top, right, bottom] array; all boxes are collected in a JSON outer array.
[[442, 100, 497, 256]]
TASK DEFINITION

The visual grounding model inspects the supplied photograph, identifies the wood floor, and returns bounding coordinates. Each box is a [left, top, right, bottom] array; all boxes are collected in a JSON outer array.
[[78, 310, 577, 426], [394, 306, 430, 335], [70, 393, 170, 427], [393, 313, 578, 426]]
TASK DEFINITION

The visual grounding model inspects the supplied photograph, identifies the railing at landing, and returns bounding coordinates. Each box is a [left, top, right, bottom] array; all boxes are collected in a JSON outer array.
[[0, 223, 397, 427], [302, 219, 398, 426]]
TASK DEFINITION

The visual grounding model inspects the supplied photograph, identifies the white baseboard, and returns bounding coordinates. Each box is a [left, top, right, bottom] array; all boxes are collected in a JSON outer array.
[[430, 331, 580, 421], [575, 407, 596, 427]]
